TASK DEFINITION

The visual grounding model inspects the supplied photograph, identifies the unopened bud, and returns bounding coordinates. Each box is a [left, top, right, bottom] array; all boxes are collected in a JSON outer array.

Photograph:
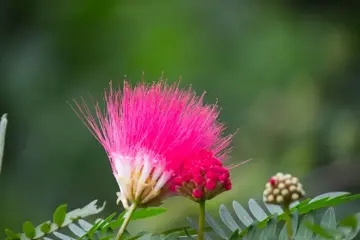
[[263, 173, 305, 205]]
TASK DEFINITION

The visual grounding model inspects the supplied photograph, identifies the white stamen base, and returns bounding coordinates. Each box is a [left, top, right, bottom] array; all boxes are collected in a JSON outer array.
[[112, 153, 172, 207]]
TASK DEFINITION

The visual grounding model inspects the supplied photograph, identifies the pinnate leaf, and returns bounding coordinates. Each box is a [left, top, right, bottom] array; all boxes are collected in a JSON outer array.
[[295, 214, 314, 239], [23, 221, 36, 238], [304, 222, 334, 239], [131, 208, 167, 221], [5, 229, 20, 240], [248, 199, 268, 221], [68, 223, 86, 237], [320, 207, 336, 230], [40, 222, 51, 234], [219, 204, 240, 232], [233, 200, 254, 227], [53, 231, 75, 240], [264, 203, 283, 215], [205, 212, 227, 239], [53, 204, 67, 227]]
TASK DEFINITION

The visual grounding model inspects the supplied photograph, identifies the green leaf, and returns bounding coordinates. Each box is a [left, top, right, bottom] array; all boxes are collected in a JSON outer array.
[[109, 211, 127, 229], [298, 192, 351, 214], [205, 211, 227, 239], [339, 215, 358, 230], [309, 192, 349, 203], [233, 200, 254, 227], [232, 192, 360, 239], [340, 212, 360, 240], [98, 212, 117, 230], [161, 226, 195, 236], [261, 214, 277, 238], [341, 193, 360, 202], [228, 229, 239, 240], [131, 208, 167, 221], [304, 223, 335, 239], [5, 229, 20, 240], [291, 210, 299, 236], [81, 220, 103, 239], [162, 232, 184, 240], [278, 222, 288, 240], [68, 223, 86, 237], [247, 224, 263, 240], [10, 200, 105, 240], [64, 200, 106, 226], [264, 203, 283, 215], [53, 231, 75, 240], [289, 200, 300, 208], [295, 214, 314, 239], [257, 218, 270, 229], [40, 222, 51, 234], [219, 204, 240, 232], [183, 226, 196, 240], [293, 198, 311, 209], [248, 199, 268, 222], [321, 208, 336, 230], [23, 221, 36, 239], [78, 219, 93, 231], [245, 225, 256, 239], [53, 204, 67, 227]]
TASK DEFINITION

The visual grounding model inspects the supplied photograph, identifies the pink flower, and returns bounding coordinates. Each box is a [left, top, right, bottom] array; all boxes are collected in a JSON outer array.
[[173, 150, 233, 201], [71, 80, 232, 208]]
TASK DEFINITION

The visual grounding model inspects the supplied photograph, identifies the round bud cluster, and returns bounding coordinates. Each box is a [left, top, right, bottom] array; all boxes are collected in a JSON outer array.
[[173, 150, 232, 202], [263, 172, 305, 205]]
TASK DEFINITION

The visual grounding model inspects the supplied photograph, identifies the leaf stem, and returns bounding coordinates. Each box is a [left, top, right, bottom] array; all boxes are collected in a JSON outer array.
[[284, 204, 293, 240], [198, 200, 206, 240], [115, 202, 138, 240]]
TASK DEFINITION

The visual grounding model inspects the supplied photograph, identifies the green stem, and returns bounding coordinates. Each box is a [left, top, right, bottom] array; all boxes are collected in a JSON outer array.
[[198, 200, 206, 240], [115, 202, 138, 240], [284, 204, 293, 240]]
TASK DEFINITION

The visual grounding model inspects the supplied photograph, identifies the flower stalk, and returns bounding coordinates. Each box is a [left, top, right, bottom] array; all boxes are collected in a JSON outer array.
[[115, 202, 138, 240], [284, 204, 293, 240], [198, 200, 206, 240]]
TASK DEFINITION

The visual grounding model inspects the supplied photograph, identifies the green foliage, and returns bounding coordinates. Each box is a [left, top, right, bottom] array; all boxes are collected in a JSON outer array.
[[4, 200, 191, 240], [187, 191, 360, 239], [5, 200, 105, 240], [22, 222, 36, 239], [5, 192, 360, 240], [53, 204, 67, 227]]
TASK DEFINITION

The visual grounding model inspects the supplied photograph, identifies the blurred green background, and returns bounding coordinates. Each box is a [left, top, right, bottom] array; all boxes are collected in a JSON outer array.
[[1, 0, 360, 236]]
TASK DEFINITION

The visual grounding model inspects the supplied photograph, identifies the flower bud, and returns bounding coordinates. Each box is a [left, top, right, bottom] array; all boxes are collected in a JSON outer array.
[[263, 172, 305, 205], [174, 151, 232, 202]]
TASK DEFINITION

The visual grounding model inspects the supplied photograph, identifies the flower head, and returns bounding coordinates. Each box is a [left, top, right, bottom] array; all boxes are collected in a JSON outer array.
[[173, 150, 232, 201], [263, 172, 305, 205], [72, 80, 232, 208]]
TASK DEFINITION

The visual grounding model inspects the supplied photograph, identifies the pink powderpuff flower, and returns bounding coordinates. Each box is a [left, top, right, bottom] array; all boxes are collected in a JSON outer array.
[[71, 79, 232, 208]]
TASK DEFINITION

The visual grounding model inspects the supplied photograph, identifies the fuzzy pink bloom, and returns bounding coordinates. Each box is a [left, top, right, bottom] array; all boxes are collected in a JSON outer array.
[[72, 80, 232, 208]]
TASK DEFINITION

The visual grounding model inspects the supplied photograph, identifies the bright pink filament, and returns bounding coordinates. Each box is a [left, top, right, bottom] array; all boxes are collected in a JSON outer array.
[[72, 80, 233, 179]]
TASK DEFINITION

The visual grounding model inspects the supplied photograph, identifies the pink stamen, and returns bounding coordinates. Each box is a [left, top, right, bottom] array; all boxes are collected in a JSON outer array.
[[71, 79, 235, 204]]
